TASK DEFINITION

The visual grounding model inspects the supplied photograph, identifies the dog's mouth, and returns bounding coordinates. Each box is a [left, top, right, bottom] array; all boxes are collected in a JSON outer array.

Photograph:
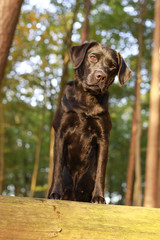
[[81, 69, 116, 93], [83, 81, 107, 93], [83, 70, 108, 92]]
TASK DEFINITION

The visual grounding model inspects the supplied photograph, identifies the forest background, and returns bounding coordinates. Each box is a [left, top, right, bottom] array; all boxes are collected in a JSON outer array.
[[0, 0, 160, 208]]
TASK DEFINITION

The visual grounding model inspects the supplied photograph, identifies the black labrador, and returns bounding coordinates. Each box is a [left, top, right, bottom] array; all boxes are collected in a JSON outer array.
[[48, 41, 131, 203]]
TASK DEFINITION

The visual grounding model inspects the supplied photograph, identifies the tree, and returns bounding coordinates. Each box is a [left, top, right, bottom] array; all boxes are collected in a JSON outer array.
[[30, 107, 46, 197], [157, 82, 160, 207], [125, 102, 137, 205], [0, 94, 5, 194], [144, 0, 160, 208], [0, 0, 23, 86], [157, 120, 160, 207], [81, 0, 91, 43], [125, 0, 153, 206], [0, 0, 23, 190], [132, 0, 148, 206]]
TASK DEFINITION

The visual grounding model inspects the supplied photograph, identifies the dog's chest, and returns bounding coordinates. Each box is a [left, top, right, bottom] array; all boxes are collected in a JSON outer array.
[[63, 111, 110, 142], [61, 110, 111, 172], [65, 113, 98, 168]]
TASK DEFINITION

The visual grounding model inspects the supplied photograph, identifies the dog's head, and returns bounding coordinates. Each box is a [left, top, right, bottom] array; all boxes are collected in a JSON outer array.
[[70, 42, 132, 93]]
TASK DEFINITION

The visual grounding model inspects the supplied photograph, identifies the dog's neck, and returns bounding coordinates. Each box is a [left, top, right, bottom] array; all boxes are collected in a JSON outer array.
[[61, 80, 109, 116]]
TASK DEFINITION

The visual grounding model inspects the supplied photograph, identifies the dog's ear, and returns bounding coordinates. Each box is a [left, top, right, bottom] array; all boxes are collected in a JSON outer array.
[[117, 52, 132, 86], [70, 42, 98, 69]]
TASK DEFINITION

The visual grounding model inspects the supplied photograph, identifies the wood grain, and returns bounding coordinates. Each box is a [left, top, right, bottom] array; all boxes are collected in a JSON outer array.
[[0, 196, 160, 240]]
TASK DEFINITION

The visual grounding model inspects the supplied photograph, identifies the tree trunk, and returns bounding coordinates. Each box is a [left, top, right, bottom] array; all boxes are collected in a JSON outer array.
[[30, 107, 45, 197], [0, 0, 23, 86], [23, 142, 29, 197], [132, 0, 145, 206], [143, 0, 160, 208], [125, 0, 145, 206], [0, 96, 5, 194], [125, 102, 136, 205], [47, 128, 54, 196], [157, 143, 160, 207], [81, 0, 91, 43], [133, 67, 142, 206], [156, 80, 160, 207]]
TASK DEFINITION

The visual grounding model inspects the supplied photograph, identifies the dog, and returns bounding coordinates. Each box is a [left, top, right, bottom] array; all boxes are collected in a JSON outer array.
[[48, 41, 131, 203]]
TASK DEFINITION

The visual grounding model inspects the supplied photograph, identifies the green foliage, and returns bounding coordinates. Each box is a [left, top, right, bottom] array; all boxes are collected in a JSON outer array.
[[1, 0, 154, 203]]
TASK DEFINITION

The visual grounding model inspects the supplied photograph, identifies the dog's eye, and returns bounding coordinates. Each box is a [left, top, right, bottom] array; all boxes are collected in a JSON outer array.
[[110, 64, 116, 70], [90, 55, 97, 62]]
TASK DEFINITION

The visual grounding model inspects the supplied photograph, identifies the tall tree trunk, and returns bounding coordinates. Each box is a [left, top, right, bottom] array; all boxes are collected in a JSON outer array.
[[132, 0, 145, 206], [47, 0, 80, 195], [81, 0, 91, 43], [133, 67, 142, 206], [0, 0, 23, 86], [23, 142, 28, 197], [125, 103, 137, 205], [107, 169, 113, 204], [157, 135, 160, 207], [125, 0, 145, 206], [156, 79, 160, 207], [0, 96, 5, 194], [143, 0, 160, 208], [30, 108, 45, 197], [47, 127, 54, 196]]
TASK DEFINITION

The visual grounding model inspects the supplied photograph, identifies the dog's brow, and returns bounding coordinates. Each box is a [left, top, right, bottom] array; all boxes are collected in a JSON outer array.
[[88, 51, 103, 57], [88, 48, 106, 57]]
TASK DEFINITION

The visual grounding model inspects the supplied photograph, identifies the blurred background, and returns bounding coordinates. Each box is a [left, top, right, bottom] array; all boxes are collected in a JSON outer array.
[[0, 0, 159, 207]]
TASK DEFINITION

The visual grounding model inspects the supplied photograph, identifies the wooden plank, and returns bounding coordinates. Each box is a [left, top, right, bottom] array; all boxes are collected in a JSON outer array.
[[0, 196, 160, 240]]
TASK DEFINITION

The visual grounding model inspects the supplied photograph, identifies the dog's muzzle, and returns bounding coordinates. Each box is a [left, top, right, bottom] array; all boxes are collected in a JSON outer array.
[[95, 71, 107, 83]]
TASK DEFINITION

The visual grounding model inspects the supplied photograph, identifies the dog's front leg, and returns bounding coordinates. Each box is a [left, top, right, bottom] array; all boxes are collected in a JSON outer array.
[[48, 132, 64, 200], [91, 140, 109, 204]]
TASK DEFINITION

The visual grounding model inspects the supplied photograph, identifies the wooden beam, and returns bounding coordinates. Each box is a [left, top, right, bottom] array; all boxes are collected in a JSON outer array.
[[0, 196, 160, 239]]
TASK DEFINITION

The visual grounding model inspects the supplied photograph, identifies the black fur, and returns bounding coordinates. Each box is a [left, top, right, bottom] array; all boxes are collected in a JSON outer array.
[[48, 42, 131, 203]]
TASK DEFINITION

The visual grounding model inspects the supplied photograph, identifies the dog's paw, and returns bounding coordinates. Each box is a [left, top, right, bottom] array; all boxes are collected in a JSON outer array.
[[91, 196, 106, 204], [48, 193, 62, 200]]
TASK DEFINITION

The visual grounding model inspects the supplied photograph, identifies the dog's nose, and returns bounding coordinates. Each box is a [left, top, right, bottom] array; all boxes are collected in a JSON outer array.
[[95, 71, 106, 82]]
